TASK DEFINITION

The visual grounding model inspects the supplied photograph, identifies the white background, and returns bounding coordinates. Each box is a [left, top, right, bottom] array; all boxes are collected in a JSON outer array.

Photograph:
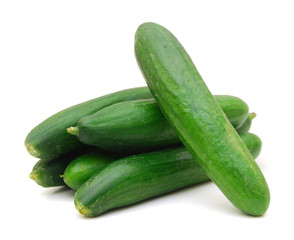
[[1, 0, 293, 239]]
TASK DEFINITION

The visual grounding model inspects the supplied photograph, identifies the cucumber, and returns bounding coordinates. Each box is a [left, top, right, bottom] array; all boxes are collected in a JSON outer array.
[[29, 147, 93, 187], [212, 95, 249, 128], [63, 150, 119, 190], [135, 22, 270, 216], [25, 87, 152, 160], [236, 112, 256, 134], [239, 132, 262, 159], [30, 158, 71, 188], [68, 95, 248, 153], [74, 132, 262, 217]]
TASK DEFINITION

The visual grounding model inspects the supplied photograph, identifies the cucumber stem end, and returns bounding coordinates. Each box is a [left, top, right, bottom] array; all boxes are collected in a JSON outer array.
[[250, 112, 257, 120], [67, 126, 79, 136]]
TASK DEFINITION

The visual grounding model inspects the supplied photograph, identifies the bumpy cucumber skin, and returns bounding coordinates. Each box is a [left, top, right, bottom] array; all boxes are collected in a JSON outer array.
[[29, 147, 93, 187], [25, 87, 152, 160], [74, 95, 248, 153], [63, 150, 119, 190], [74, 133, 261, 217], [237, 112, 256, 134], [135, 22, 270, 216]]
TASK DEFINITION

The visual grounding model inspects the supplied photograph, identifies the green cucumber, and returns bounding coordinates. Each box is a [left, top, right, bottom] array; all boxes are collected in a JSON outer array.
[[74, 132, 262, 217], [212, 95, 249, 128], [68, 95, 248, 153], [30, 158, 70, 188], [135, 22, 270, 216], [25, 87, 152, 160], [63, 150, 119, 190], [29, 147, 93, 187], [236, 112, 256, 134], [239, 132, 262, 159]]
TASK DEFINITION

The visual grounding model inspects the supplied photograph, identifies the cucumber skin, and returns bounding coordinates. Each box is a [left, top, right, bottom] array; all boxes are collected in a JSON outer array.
[[213, 95, 248, 128], [63, 150, 119, 190], [74, 133, 262, 217], [25, 87, 152, 160], [29, 147, 93, 188], [135, 22, 270, 216], [73, 95, 248, 153], [30, 158, 70, 188]]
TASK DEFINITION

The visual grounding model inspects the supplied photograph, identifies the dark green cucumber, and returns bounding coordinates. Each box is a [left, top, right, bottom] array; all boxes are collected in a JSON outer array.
[[63, 150, 119, 190], [135, 22, 270, 216], [68, 95, 248, 153], [29, 147, 94, 187], [74, 132, 262, 217], [236, 112, 256, 134], [25, 87, 152, 160], [30, 158, 70, 188]]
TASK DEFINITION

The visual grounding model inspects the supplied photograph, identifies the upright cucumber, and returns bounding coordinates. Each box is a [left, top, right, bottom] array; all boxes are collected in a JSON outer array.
[[63, 150, 119, 190], [68, 95, 249, 153], [29, 146, 94, 187], [25, 87, 152, 160], [74, 132, 262, 217], [135, 22, 270, 216], [236, 112, 256, 134]]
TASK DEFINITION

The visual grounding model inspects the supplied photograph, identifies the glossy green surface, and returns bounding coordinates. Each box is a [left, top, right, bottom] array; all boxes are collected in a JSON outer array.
[[63, 150, 119, 190], [25, 87, 152, 160], [69, 95, 248, 153], [135, 22, 270, 216], [74, 133, 261, 217]]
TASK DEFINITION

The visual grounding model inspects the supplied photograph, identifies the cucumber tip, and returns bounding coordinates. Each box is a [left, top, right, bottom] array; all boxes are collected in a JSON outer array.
[[75, 199, 92, 216], [29, 171, 38, 181], [251, 112, 257, 119], [25, 142, 40, 158]]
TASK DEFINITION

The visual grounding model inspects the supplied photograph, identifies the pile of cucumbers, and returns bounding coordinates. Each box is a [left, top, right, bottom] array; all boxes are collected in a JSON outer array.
[[25, 22, 270, 217]]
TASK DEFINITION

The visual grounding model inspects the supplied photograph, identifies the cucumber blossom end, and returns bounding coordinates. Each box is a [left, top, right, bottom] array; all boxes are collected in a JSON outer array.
[[29, 171, 38, 181], [74, 198, 92, 217], [25, 142, 40, 158]]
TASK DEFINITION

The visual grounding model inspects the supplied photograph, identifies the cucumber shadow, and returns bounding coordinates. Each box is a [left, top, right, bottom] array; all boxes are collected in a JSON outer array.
[[41, 186, 75, 201]]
